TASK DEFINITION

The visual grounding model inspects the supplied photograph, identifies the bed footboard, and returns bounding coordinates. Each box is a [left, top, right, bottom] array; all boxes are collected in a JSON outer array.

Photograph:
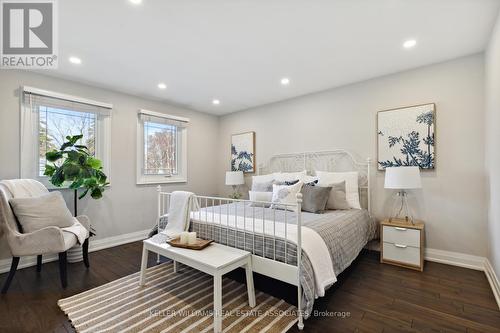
[[156, 187, 305, 329]]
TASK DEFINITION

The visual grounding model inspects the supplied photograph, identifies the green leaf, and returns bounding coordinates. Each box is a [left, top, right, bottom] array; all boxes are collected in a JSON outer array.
[[87, 157, 102, 169], [46, 151, 63, 162], [69, 178, 84, 189], [67, 135, 83, 144], [62, 163, 80, 180], [43, 164, 56, 176], [60, 142, 73, 150], [96, 170, 107, 184], [90, 187, 103, 199], [83, 177, 98, 187], [66, 150, 81, 161], [50, 168, 65, 187]]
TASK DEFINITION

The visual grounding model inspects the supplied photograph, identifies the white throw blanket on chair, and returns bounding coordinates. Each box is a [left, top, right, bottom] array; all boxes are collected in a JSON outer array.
[[0, 179, 88, 244], [160, 191, 198, 238]]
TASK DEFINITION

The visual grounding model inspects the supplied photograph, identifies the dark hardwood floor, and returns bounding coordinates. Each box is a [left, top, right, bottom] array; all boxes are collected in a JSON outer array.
[[1, 242, 499, 333]]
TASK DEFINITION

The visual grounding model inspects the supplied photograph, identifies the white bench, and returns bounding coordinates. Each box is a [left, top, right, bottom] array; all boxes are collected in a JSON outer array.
[[139, 236, 256, 333]]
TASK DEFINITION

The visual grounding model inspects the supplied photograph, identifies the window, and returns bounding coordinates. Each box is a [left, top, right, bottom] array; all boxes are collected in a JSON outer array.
[[21, 86, 112, 187], [137, 109, 188, 184], [39, 107, 96, 176]]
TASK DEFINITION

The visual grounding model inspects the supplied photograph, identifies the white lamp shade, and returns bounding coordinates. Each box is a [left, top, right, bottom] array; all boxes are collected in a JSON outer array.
[[225, 171, 244, 185], [384, 167, 421, 189]]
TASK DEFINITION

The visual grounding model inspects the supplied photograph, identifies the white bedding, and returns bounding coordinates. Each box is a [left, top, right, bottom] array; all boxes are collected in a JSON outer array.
[[189, 211, 336, 297]]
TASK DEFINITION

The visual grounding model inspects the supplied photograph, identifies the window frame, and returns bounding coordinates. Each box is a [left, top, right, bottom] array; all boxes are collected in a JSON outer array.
[[20, 86, 112, 189], [136, 109, 188, 185]]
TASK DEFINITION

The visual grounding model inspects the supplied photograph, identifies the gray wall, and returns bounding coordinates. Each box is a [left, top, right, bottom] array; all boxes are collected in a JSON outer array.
[[0, 70, 219, 259], [486, 12, 500, 277], [217, 54, 488, 256]]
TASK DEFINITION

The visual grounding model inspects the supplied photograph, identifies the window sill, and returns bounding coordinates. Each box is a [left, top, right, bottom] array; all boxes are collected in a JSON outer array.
[[136, 177, 187, 185]]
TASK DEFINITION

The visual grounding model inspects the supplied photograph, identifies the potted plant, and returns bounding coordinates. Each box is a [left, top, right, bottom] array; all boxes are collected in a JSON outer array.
[[44, 134, 109, 262]]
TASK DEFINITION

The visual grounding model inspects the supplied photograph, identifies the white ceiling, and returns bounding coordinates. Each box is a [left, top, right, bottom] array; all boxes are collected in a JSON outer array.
[[48, 0, 500, 115]]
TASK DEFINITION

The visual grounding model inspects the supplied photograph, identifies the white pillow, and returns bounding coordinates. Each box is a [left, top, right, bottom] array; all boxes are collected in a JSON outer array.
[[274, 170, 307, 182], [301, 175, 318, 184], [271, 181, 304, 212], [9, 192, 76, 233], [248, 191, 273, 207], [316, 171, 361, 209], [252, 173, 276, 184]]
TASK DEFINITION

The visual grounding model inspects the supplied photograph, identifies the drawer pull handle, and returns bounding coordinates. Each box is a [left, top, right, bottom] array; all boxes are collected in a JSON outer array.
[[395, 227, 407, 231], [394, 244, 407, 249]]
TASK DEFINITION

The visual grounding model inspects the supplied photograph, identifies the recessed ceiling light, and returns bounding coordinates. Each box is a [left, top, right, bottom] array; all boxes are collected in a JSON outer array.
[[280, 77, 290, 86], [129, 0, 142, 4], [212, 99, 220, 105], [69, 56, 82, 64], [157, 83, 167, 89], [403, 39, 417, 49]]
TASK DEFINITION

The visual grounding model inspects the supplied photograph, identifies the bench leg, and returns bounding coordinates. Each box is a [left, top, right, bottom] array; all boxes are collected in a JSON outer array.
[[173, 260, 177, 273], [245, 259, 256, 308], [139, 246, 148, 286], [213, 274, 222, 333]]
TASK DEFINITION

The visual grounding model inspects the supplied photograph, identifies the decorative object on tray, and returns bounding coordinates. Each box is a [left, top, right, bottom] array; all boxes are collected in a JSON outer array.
[[377, 103, 435, 170], [225, 171, 244, 199], [384, 166, 421, 224], [231, 131, 255, 173]]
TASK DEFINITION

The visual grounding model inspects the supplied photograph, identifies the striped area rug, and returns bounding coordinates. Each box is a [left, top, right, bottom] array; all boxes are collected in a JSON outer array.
[[58, 262, 298, 333]]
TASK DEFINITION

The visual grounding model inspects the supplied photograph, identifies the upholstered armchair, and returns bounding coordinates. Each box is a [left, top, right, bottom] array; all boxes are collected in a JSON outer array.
[[0, 180, 90, 293]]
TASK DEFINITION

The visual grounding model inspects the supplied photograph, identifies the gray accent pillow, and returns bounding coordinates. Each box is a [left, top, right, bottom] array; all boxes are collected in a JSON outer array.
[[300, 185, 331, 214], [9, 192, 75, 233], [251, 180, 274, 192], [325, 181, 351, 210]]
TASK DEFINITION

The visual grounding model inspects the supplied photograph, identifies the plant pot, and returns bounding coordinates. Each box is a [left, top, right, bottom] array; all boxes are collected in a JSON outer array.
[[67, 244, 83, 263]]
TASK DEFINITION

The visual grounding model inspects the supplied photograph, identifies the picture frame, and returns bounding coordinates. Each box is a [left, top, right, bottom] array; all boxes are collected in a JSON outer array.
[[231, 131, 255, 173], [377, 103, 435, 170]]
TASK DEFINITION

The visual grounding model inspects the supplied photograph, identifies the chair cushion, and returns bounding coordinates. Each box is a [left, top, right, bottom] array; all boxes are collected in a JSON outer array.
[[9, 192, 76, 233]]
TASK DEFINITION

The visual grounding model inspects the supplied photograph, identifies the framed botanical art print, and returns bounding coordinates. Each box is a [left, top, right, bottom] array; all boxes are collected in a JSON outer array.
[[377, 103, 435, 170], [231, 131, 255, 173]]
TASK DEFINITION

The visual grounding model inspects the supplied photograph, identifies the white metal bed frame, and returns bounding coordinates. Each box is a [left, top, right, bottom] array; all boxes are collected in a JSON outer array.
[[156, 149, 371, 330]]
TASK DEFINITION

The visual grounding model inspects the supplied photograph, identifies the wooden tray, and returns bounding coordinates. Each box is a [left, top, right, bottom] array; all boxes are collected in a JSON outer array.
[[167, 237, 214, 250]]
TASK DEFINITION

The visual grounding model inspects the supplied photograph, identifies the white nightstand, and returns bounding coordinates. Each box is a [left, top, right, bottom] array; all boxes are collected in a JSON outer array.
[[380, 219, 425, 271]]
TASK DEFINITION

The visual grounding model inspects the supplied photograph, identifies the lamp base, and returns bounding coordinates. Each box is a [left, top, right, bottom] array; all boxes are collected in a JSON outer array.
[[229, 185, 242, 199], [389, 191, 415, 225]]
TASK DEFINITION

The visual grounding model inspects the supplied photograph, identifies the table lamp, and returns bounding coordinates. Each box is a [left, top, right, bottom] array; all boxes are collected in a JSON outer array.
[[384, 166, 421, 224], [225, 171, 244, 199]]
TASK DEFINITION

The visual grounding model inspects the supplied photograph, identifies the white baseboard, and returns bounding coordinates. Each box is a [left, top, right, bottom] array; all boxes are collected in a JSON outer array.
[[424, 248, 500, 309], [424, 248, 486, 271], [484, 258, 500, 310], [0, 228, 151, 274], [371, 245, 500, 309]]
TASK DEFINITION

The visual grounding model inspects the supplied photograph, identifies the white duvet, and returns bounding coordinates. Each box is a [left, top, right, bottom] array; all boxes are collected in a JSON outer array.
[[189, 211, 336, 297]]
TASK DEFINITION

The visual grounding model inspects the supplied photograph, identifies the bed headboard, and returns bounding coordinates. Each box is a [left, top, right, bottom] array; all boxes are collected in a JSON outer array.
[[258, 149, 372, 214]]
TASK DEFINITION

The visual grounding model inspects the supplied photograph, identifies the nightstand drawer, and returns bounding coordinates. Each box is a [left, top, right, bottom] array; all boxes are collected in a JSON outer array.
[[382, 225, 420, 248], [382, 242, 420, 266]]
